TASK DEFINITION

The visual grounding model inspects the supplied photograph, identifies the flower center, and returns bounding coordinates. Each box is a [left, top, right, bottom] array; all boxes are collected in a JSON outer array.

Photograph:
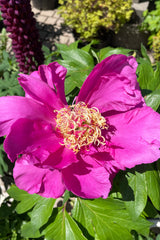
[[55, 102, 108, 153]]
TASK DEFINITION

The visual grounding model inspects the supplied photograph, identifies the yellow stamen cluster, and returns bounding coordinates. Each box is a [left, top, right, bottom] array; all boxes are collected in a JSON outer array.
[[55, 102, 108, 153]]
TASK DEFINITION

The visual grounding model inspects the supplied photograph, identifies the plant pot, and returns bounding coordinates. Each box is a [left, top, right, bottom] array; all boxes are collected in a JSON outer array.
[[31, 0, 58, 10]]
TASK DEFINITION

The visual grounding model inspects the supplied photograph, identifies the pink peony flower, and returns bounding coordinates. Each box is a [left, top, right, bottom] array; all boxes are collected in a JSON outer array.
[[0, 54, 160, 199]]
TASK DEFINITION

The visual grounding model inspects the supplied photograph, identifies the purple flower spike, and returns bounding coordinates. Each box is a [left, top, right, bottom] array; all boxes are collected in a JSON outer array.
[[0, 0, 44, 73]]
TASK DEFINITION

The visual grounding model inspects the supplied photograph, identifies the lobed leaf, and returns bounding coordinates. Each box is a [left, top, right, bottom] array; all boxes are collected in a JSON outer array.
[[120, 171, 148, 219], [42, 208, 87, 240], [57, 49, 94, 95], [144, 165, 160, 211], [8, 185, 56, 238], [97, 47, 132, 62], [72, 198, 151, 240]]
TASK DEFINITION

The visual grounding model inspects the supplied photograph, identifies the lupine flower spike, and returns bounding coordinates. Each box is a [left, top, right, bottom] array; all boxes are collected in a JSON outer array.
[[0, 0, 44, 73]]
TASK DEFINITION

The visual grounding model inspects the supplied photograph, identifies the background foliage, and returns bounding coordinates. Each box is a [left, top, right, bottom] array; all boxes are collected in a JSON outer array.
[[58, 0, 133, 40], [141, 0, 160, 61]]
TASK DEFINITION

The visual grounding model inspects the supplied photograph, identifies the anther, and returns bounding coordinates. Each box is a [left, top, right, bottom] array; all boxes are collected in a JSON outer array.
[[55, 102, 108, 153]]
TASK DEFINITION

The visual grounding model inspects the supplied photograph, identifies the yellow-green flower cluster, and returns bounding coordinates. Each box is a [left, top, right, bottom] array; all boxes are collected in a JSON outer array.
[[152, 30, 160, 62], [58, 0, 133, 40]]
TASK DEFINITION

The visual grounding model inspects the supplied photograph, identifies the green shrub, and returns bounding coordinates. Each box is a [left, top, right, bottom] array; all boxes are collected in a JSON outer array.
[[152, 30, 160, 61], [141, 0, 160, 61], [58, 0, 133, 40]]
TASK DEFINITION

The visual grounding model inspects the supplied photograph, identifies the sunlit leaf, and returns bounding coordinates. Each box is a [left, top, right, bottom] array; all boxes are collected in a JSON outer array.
[[144, 89, 160, 110], [137, 60, 160, 92], [72, 198, 150, 240], [144, 165, 160, 211], [28, 197, 56, 229], [123, 172, 147, 219], [98, 47, 132, 62], [42, 208, 87, 240], [57, 49, 94, 94], [8, 185, 56, 238], [8, 185, 41, 214], [140, 44, 151, 63], [21, 222, 42, 238], [137, 61, 155, 91]]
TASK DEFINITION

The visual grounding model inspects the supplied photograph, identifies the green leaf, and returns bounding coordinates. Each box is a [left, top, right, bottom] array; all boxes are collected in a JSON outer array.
[[0, 71, 24, 97], [43, 45, 54, 65], [143, 198, 158, 218], [56, 41, 79, 52], [144, 165, 160, 211], [68, 41, 80, 50], [97, 47, 132, 62], [137, 61, 160, 92], [28, 197, 56, 229], [137, 61, 155, 91], [57, 49, 94, 94], [144, 89, 160, 110], [21, 222, 42, 238], [154, 62, 160, 89], [8, 185, 56, 238], [140, 44, 151, 63], [65, 210, 87, 240], [64, 76, 78, 96], [60, 49, 94, 68], [0, 141, 8, 175], [81, 39, 99, 52], [42, 208, 87, 240], [8, 185, 41, 214], [124, 172, 147, 219], [72, 198, 150, 240], [120, 164, 160, 215], [56, 43, 71, 52], [21, 197, 56, 238], [63, 190, 70, 204]]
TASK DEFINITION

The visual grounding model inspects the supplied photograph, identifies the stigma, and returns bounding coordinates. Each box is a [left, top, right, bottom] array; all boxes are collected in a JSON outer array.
[[55, 102, 108, 153]]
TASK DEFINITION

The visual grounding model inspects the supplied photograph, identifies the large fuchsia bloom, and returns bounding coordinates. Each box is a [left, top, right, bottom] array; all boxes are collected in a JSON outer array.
[[0, 54, 160, 199]]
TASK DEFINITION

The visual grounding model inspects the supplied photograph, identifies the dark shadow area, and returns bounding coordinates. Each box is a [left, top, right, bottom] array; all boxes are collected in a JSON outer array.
[[32, 0, 59, 11], [0, 137, 14, 201], [141, 89, 152, 97], [111, 171, 135, 201], [0, 20, 5, 31], [111, 161, 159, 203], [35, 19, 74, 51], [74, 219, 95, 240]]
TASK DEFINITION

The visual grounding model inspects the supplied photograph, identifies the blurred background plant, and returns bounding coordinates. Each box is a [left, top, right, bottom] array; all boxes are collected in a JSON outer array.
[[141, 0, 160, 61], [58, 0, 133, 40], [0, 23, 24, 97], [0, 0, 44, 74]]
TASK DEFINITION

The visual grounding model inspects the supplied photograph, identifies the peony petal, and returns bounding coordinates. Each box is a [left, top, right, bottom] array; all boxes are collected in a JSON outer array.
[[77, 55, 144, 113], [18, 72, 64, 110], [0, 96, 54, 136], [43, 146, 78, 169], [4, 118, 61, 162], [62, 155, 112, 199], [38, 169, 66, 198], [82, 150, 125, 174], [13, 156, 65, 198], [108, 106, 160, 169], [38, 62, 67, 105]]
